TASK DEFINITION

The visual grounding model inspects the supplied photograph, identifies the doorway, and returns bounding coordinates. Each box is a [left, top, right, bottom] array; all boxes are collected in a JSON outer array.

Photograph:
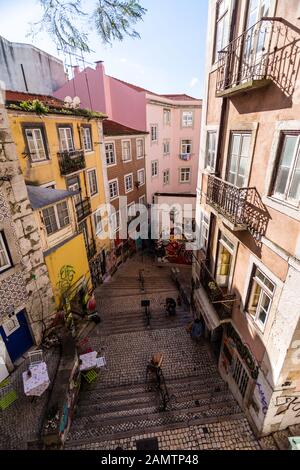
[[0, 309, 34, 363]]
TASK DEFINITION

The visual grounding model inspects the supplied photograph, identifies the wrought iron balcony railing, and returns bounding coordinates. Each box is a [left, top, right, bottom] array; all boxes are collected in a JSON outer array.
[[57, 150, 86, 176], [179, 153, 193, 161], [75, 198, 91, 223], [216, 18, 300, 97], [199, 261, 235, 322]]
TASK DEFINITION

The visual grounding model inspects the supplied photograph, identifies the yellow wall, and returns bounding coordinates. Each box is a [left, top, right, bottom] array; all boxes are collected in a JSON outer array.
[[8, 110, 110, 254], [45, 232, 91, 307]]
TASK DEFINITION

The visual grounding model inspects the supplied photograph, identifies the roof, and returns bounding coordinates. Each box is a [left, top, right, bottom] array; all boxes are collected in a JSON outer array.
[[109, 76, 199, 101], [27, 185, 76, 210], [5, 90, 64, 107], [103, 119, 148, 136]]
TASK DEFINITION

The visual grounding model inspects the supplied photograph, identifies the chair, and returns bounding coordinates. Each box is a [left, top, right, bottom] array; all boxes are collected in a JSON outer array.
[[82, 369, 98, 384], [28, 349, 44, 367], [0, 380, 17, 411]]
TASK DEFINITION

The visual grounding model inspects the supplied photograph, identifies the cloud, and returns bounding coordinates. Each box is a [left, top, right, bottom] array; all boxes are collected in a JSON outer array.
[[189, 77, 199, 88], [120, 58, 128, 63]]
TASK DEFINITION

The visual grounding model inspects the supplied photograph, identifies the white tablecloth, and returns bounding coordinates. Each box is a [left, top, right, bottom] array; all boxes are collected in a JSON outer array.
[[22, 362, 50, 397], [79, 351, 98, 371]]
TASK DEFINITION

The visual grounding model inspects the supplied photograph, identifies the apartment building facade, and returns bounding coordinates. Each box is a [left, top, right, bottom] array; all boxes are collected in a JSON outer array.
[[0, 91, 54, 374], [5, 90, 112, 293], [193, 0, 300, 436], [54, 63, 202, 204], [102, 120, 148, 265]]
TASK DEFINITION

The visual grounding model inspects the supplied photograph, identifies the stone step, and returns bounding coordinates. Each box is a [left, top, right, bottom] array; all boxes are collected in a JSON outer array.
[[67, 400, 241, 444]]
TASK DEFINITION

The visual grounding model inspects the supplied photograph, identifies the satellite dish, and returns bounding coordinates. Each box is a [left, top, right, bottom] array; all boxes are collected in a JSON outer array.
[[64, 96, 73, 108], [73, 96, 81, 108]]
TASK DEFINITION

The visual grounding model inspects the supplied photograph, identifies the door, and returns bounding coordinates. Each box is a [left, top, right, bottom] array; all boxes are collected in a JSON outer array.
[[215, 234, 234, 288], [227, 132, 251, 188], [67, 176, 81, 206], [0, 310, 34, 363]]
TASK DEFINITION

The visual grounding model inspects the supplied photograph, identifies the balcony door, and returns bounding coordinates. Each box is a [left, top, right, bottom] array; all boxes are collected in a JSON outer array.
[[226, 132, 251, 188], [59, 127, 75, 152], [242, 0, 271, 81], [215, 234, 234, 288], [67, 176, 82, 206]]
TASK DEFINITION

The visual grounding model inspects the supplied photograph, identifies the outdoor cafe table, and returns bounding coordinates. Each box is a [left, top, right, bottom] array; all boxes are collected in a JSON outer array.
[[22, 362, 50, 397], [79, 351, 98, 372]]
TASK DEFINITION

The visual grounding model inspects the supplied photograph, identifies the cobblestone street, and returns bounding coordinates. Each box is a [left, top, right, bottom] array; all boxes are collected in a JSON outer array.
[[66, 254, 261, 450]]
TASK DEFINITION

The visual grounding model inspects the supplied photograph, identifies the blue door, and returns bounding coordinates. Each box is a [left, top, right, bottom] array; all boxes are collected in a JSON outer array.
[[0, 309, 34, 362]]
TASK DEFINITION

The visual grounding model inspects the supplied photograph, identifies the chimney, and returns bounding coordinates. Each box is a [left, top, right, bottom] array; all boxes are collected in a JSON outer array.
[[95, 60, 104, 71], [73, 66, 80, 76]]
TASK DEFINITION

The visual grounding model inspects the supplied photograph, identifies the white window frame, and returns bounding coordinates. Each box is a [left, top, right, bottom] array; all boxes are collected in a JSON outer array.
[[247, 265, 275, 330], [25, 128, 47, 162], [139, 195, 146, 205], [93, 209, 103, 235], [199, 211, 210, 250], [82, 126, 93, 152], [40, 181, 56, 189], [42, 200, 70, 236], [206, 131, 217, 171], [182, 111, 194, 128], [180, 167, 191, 183], [122, 140, 132, 162], [163, 139, 170, 156], [163, 169, 170, 185], [124, 173, 134, 194], [128, 202, 136, 221], [0, 232, 12, 273], [213, 0, 230, 64], [181, 139, 192, 155], [105, 142, 116, 166], [110, 210, 120, 233], [151, 125, 158, 143], [163, 109, 171, 126], [136, 139, 145, 159], [137, 168, 145, 186], [151, 160, 158, 178], [109, 179, 119, 201], [58, 127, 74, 152], [87, 168, 98, 197]]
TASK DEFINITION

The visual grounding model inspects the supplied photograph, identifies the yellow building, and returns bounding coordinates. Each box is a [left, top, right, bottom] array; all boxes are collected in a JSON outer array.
[[5, 90, 112, 303]]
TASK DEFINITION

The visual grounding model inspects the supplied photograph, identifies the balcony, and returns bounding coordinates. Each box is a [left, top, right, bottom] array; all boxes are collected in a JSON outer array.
[[179, 153, 192, 161], [75, 198, 91, 223], [216, 18, 300, 98], [197, 261, 235, 323], [57, 150, 85, 176]]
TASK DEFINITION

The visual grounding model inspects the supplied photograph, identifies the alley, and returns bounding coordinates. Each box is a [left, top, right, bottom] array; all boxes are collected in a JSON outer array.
[[66, 254, 260, 450]]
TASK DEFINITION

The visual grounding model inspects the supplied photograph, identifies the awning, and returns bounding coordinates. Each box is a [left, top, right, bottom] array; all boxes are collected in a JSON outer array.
[[26, 185, 78, 210], [193, 286, 222, 331]]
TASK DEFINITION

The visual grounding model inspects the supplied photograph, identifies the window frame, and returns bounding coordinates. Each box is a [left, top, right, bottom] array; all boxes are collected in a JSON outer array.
[[163, 108, 171, 126], [205, 130, 217, 171], [42, 200, 70, 236], [271, 131, 300, 207], [124, 173, 134, 194], [137, 168, 145, 186], [179, 167, 191, 183], [105, 141, 116, 166], [181, 139, 193, 155], [110, 210, 120, 233], [151, 160, 159, 178], [139, 195, 146, 205], [23, 123, 49, 162], [226, 131, 252, 188], [150, 124, 158, 143], [213, 0, 230, 64], [163, 139, 171, 156], [57, 125, 75, 152], [87, 168, 98, 197], [199, 211, 210, 251], [246, 265, 275, 330], [108, 178, 119, 201], [122, 139, 132, 162], [82, 125, 93, 152], [0, 232, 13, 273], [182, 111, 194, 128], [136, 138, 145, 159], [163, 169, 170, 185], [93, 208, 103, 235]]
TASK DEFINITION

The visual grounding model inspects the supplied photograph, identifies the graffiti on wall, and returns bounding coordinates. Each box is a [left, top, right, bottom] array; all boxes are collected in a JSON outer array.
[[256, 383, 268, 415], [226, 323, 259, 380], [275, 395, 300, 417], [57, 265, 76, 295]]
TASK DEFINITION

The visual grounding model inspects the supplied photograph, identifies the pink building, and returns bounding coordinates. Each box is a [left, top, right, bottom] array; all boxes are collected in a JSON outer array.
[[54, 63, 202, 203]]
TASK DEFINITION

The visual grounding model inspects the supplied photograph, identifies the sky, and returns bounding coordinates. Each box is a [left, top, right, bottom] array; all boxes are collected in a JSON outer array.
[[0, 0, 208, 98]]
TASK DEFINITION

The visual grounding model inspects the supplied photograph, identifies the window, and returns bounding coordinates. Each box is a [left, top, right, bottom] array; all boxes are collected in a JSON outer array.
[[200, 211, 210, 250], [122, 140, 131, 161], [88, 169, 98, 196], [82, 126, 93, 152], [110, 211, 120, 233], [109, 179, 119, 200], [93, 209, 103, 235], [182, 111, 193, 128], [232, 357, 249, 399], [216, 234, 234, 287], [206, 131, 217, 170], [151, 160, 158, 177], [124, 173, 133, 193], [181, 140, 192, 155], [67, 176, 81, 205], [151, 125, 158, 142], [41, 181, 56, 189], [137, 169, 145, 186], [214, 0, 229, 63], [105, 142, 116, 166], [163, 109, 171, 126], [42, 201, 70, 235], [136, 139, 144, 159], [0, 232, 12, 273], [139, 195, 146, 205], [227, 132, 251, 187], [163, 169, 170, 185], [128, 202, 136, 221], [272, 133, 300, 205], [25, 128, 47, 162], [247, 266, 275, 328], [163, 140, 170, 155], [180, 167, 191, 183], [58, 127, 74, 152]]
